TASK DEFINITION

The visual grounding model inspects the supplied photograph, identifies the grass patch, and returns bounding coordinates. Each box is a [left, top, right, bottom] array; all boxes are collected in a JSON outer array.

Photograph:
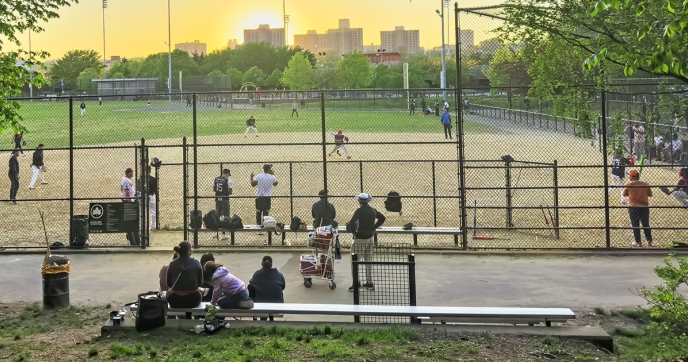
[[617, 331, 688, 361], [573, 356, 596, 361], [15, 101, 491, 147], [612, 327, 645, 338], [109, 343, 143, 359], [611, 309, 650, 321], [593, 307, 607, 316], [411, 339, 478, 359], [87, 346, 98, 357], [0, 303, 103, 339]]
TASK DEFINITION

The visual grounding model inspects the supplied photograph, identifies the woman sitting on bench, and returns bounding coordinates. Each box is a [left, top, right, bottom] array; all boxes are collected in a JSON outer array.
[[204, 261, 254, 309], [248, 256, 285, 303], [166, 241, 203, 308]]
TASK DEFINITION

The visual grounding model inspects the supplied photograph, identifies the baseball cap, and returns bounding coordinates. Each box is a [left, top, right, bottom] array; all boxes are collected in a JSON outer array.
[[38, 144, 44, 148], [629, 169, 639, 177], [125, 167, 133, 174], [263, 164, 273, 172], [355, 192, 372, 203], [337, 130, 342, 135]]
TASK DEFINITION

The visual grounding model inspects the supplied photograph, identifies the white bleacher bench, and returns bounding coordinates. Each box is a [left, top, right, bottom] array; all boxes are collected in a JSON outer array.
[[200, 225, 463, 247], [130, 302, 574, 326]]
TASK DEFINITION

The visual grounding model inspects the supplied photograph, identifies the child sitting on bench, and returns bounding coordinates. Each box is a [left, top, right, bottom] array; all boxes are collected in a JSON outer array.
[[204, 261, 254, 309]]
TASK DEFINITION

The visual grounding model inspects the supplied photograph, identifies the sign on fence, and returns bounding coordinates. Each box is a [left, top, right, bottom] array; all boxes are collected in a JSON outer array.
[[88, 203, 139, 233]]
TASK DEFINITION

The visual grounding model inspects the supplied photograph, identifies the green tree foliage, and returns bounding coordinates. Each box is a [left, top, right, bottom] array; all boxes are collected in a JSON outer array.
[[49, 49, 103, 88], [265, 69, 283, 89], [107, 58, 142, 78], [202, 48, 233, 75], [156, 49, 200, 79], [640, 255, 688, 332], [1, 0, 75, 132], [241, 66, 265, 87], [373, 64, 398, 88], [500, 0, 688, 83], [280, 53, 314, 90], [76, 67, 99, 90], [337, 51, 373, 88], [191, 51, 205, 67], [226, 68, 243, 89], [136, 53, 165, 78], [207, 69, 224, 76], [310, 68, 340, 89]]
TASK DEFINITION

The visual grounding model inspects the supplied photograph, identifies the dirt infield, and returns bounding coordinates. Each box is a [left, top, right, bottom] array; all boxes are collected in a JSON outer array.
[[1, 114, 686, 249]]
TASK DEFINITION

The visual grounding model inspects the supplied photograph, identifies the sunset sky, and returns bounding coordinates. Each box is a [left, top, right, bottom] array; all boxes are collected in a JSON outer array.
[[6, 0, 504, 60]]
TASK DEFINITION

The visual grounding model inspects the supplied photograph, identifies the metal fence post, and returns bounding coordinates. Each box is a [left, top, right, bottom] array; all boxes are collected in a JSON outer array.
[[193, 93, 199, 248], [408, 254, 418, 324], [352, 253, 360, 323], [140, 138, 148, 249], [505, 157, 513, 228], [359, 161, 363, 193], [553, 160, 560, 239], [432, 161, 437, 227], [69, 98, 74, 246], [289, 162, 294, 220], [321, 92, 328, 201], [183, 137, 188, 241], [600, 91, 611, 248]]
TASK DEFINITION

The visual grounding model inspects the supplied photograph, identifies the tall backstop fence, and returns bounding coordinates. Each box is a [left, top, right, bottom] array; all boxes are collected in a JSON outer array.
[[1, 86, 687, 250]]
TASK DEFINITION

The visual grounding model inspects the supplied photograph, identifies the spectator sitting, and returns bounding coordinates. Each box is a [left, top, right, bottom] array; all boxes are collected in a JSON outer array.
[[166, 241, 203, 308], [248, 256, 285, 303], [424, 107, 433, 116], [654, 134, 665, 160], [204, 261, 254, 309], [200, 253, 215, 302], [662, 134, 683, 162], [158, 252, 178, 293]]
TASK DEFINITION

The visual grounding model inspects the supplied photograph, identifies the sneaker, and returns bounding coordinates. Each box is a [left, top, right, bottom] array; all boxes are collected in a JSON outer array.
[[41, 182, 48, 185], [238, 298, 254, 309], [631, 242, 642, 247], [28, 187, 35, 190], [647, 241, 653, 247], [347, 156, 351, 159], [221, 235, 229, 240], [363, 282, 375, 290]]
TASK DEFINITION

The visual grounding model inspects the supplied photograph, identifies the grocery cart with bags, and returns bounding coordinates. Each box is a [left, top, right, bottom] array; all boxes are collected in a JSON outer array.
[[300, 226, 337, 290]]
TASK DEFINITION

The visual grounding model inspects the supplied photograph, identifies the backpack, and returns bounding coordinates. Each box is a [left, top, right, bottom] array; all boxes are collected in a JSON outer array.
[[263, 216, 277, 229], [384, 191, 403, 215], [203, 210, 221, 230], [189, 210, 203, 229], [290, 216, 303, 231], [219, 214, 243, 230]]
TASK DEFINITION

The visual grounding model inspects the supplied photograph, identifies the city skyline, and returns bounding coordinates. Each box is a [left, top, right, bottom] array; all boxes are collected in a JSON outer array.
[[3, 0, 503, 60]]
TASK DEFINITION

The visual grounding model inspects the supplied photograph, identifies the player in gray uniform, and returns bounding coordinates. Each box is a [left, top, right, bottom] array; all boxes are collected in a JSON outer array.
[[608, 154, 628, 204], [214, 169, 233, 239]]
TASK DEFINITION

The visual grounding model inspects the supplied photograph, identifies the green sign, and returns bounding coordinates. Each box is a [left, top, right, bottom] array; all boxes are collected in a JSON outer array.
[[89, 202, 139, 233]]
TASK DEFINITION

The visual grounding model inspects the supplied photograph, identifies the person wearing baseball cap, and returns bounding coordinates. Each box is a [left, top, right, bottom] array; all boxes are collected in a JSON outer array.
[[622, 169, 653, 247], [29, 143, 47, 189], [312, 189, 336, 228], [8, 148, 20, 204], [348, 192, 385, 292], [251, 164, 278, 229]]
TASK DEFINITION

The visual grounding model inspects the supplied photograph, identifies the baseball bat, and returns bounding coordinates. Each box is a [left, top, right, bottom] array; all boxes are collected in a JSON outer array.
[[472, 236, 511, 240], [637, 154, 646, 178], [473, 200, 477, 236], [547, 206, 557, 228], [540, 205, 550, 227]]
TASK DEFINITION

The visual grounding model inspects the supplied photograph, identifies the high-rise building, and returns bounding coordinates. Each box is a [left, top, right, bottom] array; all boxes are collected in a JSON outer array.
[[244, 24, 285, 47], [380, 26, 421, 54], [459, 30, 475, 50], [227, 39, 239, 49], [293, 19, 363, 55], [175, 40, 207, 56]]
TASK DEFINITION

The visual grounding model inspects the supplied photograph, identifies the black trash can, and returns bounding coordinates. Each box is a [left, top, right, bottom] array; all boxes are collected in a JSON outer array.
[[42, 256, 70, 309], [70, 215, 89, 249]]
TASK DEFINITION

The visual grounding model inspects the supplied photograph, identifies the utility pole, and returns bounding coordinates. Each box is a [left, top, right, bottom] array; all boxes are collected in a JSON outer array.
[[102, 0, 107, 78], [283, 0, 287, 46], [436, 3, 447, 100], [167, 0, 172, 101], [28, 29, 33, 98]]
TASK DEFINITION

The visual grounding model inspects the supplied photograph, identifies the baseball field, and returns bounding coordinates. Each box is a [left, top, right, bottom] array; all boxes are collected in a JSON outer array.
[[1, 99, 685, 249]]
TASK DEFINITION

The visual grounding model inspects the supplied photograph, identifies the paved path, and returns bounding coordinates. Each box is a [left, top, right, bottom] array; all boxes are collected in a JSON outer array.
[[0, 253, 669, 321]]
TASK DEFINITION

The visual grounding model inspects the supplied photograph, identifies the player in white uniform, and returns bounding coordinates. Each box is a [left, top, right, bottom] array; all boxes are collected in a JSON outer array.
[[608, 155, 628, 204]]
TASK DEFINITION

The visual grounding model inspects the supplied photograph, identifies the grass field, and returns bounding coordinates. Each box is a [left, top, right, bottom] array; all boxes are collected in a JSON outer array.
[[12, 100, 489, 148]]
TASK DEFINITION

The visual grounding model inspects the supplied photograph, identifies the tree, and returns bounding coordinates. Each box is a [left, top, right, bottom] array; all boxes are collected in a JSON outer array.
[[191, 51, 205, 67], [280, 53, 314, 90], [337, 51, 374, 88], [241, 66, 265, 87], [207, 69, 224, 76], [137, 53, 165, 78], [49, 49, 103, 88], [265, 69, 283, 89], [500, 0, 688, 83], [1, 0, 75, 132], [107, 58, 142, 78], [156, 49, 200, 80], [201, 48, 233, 75], [226, 68, 243, 89], [76, 67, 99, 90]]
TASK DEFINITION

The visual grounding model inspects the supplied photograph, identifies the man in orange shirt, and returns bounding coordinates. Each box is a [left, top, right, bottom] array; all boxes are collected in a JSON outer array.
[[622, 170, 653, 247]]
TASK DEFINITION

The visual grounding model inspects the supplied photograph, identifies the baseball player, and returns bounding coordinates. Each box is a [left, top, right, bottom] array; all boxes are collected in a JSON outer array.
[[147, 100, 151, 109], [28, 143, 47, 189], [608, 154, 628, 204], [291, 101, 299, 117], [410, 99, 416, 115], [244, 116, 258, 137], [148, 166, 158, 229], [327, 129, 351, 159], [443, 99, 449, 112], [8, 148, 19, 204], [80, 101, 86, 116], [12, 132, 25, 156], [121, 168, 135, 202], [660, 167, 688, 207], [214, 168, 233, 239]]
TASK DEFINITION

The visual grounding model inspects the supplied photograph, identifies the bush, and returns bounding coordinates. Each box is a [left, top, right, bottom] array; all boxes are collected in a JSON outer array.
[[639, 254, 688, 332]]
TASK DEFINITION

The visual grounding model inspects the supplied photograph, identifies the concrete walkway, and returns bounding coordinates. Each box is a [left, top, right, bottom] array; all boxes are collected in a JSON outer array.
[[0, 253, 670, 321]]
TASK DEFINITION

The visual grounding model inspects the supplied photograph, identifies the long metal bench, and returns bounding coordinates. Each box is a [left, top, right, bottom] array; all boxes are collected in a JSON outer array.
[[199, 225, 463, 247], [130, 302, 575, 326]]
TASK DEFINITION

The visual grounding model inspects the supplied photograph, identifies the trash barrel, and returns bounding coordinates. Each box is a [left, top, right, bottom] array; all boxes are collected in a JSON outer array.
[[261, 102, 266, 108], [70, 215, 89, 249], [42, 257, 70, 309]]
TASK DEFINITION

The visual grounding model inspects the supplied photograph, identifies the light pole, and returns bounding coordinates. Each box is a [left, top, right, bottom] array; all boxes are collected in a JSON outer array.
[[28, 29, 32, 98], [167, 0, 172, 101], [283, 0, 287, 46], [444, 0, 450, 56], [102, 0, 107, 78], [377, 48, 386, 65], [436, 6, 447, 100]]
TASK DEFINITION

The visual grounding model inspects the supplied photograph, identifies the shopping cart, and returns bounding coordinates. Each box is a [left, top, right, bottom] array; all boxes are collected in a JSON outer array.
[[299, 226, 337, 290]]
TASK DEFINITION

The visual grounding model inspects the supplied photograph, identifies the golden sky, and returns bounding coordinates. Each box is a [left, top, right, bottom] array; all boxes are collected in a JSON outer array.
[[8, 0, 503, 59]]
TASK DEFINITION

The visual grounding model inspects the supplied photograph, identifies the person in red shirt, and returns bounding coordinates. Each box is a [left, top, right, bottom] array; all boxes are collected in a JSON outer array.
[[622, 170, 653, 247]]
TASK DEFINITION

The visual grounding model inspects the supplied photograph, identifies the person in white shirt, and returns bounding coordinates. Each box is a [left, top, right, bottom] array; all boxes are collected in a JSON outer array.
[[443, 100, 449, 112], [632, 123, 646, 158], [654, 134, 664, 160], [662, 134, 684, 162], [250, 164, 278, 226], [121, 167, 135, 202], [291, 102, 298, 117]]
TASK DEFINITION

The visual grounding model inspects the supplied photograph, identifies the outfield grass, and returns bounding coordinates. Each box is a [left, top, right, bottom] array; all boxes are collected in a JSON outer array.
[[13, 100, 490, 147]]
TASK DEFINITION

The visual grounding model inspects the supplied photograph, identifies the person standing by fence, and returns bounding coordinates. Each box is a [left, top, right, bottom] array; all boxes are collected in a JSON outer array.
[[608, 153, 627, 204], [632, 122, 646, 159], [28, 144, 47, 189], [441, 109, 453, 139], [434, 100, 440, 117], [8, 148, 19, 204], [660, 167, 688, 207], [148, 166, 158, 230], [121, 167, 139, 245], [312, 190, 336, 228], [348, 192, 385, 292], [410, 99, 416, 115], [251, 164, 278, 228], [80, 101, 86, 116], [622, 170, 653, 247]]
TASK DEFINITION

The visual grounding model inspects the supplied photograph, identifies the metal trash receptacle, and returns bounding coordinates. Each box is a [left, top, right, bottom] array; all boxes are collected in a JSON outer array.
[[42, 258, 70, 309], [70, 215, 89, 249]]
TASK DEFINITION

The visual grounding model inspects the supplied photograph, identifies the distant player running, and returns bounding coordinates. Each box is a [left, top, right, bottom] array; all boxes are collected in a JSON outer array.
[[244, 116, 258, 137], [214, 169, 233, 239], [327, 129, 351, 159], [609, 154, 628, 204]]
